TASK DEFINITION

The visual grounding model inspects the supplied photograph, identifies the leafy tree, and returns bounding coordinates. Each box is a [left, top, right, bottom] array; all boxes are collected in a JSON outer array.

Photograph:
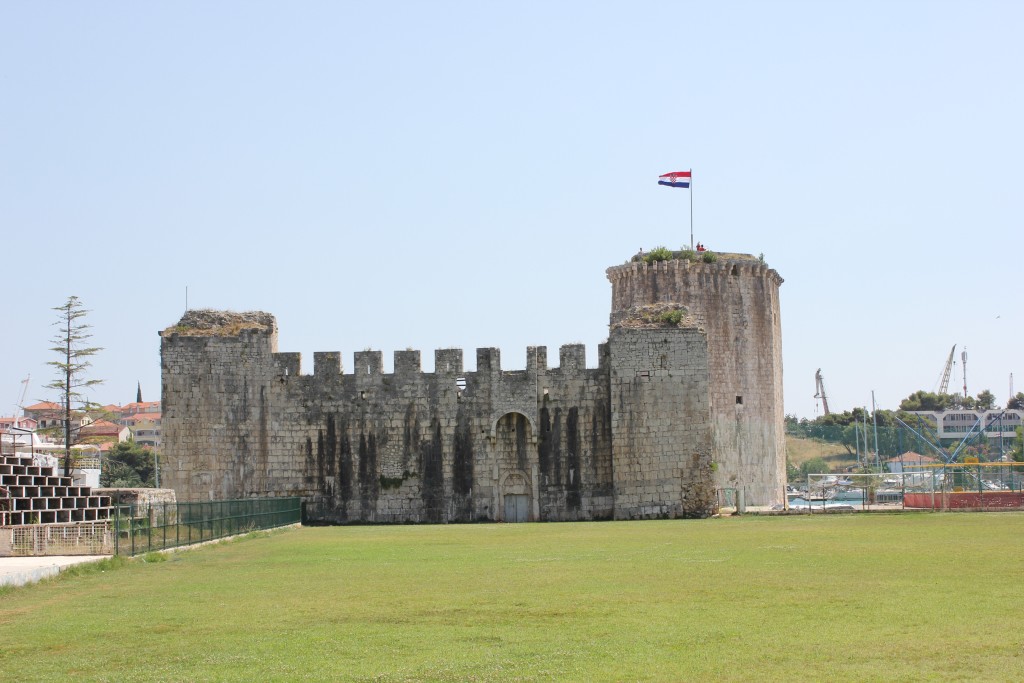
[[799, 456, 831, 476], [1007, 393, 1024, 411], [101, 441, 156, 487], [872, 409, 898, 430], [819, 410, 858, 427], [976, 389, 996, 411], [1011, 426, 1023, 463], [44, 296, 103, 477], [899, 390, 949, 412], [786, 459, 801, 481]]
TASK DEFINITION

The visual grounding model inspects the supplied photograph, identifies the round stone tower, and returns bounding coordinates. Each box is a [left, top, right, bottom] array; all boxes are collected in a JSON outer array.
[[606, 253, 785, 506]]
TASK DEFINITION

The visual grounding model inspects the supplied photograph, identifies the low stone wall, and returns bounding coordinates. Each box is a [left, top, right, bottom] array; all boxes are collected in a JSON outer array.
[[96, 488, 178, 525], [96, 488, 177, 508]]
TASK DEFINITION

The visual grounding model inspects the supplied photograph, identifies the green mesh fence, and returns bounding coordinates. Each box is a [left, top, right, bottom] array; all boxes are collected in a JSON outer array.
[[112, 497, 301, 556], [787, 421, 1016, 465]]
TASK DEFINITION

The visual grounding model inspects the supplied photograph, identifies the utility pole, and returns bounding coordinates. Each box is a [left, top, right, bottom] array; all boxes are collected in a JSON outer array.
[[961, 348, 968, 397], [854, 423, 861, 467], [871, 392, 880, 470], [863, 408, 869, 469]]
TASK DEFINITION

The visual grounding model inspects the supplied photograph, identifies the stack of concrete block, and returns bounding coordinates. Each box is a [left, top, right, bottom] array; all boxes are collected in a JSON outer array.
[[0, 453, 112, 526]]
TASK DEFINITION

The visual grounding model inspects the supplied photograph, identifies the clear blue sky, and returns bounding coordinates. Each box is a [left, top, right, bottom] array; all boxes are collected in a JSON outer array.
[[2, 2, 1021, 419]]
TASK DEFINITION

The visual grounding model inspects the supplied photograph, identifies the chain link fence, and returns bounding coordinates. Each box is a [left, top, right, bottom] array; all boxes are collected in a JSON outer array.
[[789, 418, 1020, 463], [796, 464, 1024, 512]]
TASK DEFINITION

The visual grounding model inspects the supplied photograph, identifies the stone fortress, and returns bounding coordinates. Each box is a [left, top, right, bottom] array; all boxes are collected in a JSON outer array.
[[160, 252, 784, 522]]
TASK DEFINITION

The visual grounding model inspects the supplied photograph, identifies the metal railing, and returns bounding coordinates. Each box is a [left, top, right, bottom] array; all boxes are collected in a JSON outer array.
[[112, 497, 301, 556]]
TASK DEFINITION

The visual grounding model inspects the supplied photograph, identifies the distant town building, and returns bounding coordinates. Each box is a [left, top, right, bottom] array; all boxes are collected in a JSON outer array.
[[0, 416, 40, 455], [909, 409, 1023, 441], [124, 412, 162, 448], [885, 451, 940, 473], [121, 401, 161, 416], [0, 415, 38, 433], [2, 396, 163, 460], [22, 401, 93, 432], [78, 420, 131, 452]]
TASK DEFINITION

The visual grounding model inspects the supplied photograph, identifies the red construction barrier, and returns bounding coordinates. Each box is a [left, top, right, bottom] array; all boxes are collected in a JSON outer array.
[[904, 491, 1024, 510]]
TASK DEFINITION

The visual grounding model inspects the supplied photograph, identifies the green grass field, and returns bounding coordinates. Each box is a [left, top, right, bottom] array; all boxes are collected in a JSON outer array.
[[2, 514, 1023, 681]]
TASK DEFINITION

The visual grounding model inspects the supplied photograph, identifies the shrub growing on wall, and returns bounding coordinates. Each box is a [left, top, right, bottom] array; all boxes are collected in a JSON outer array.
[[643, 246, 673, 264], [658, 310, 684, 326]]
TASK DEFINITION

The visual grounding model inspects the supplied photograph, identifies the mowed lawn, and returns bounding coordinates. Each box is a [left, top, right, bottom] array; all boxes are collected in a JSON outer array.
[[2, 514, 1024, 682]]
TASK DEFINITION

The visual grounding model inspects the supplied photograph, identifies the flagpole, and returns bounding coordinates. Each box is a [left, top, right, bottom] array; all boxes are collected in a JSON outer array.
[[689, 168, 694, 251]]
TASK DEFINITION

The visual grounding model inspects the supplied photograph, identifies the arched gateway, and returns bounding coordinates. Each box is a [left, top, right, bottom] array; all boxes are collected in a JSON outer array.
[[492, 412, 537, 522]]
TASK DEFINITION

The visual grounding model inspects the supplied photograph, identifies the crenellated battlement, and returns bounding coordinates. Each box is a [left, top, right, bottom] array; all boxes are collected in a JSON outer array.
[[606, 253, 783, 288], [160, 306, 613, 380], [254, 343, 607, 381]]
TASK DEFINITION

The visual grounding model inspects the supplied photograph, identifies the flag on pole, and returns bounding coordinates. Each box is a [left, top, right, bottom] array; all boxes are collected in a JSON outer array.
[[658, 171, 691, 188]]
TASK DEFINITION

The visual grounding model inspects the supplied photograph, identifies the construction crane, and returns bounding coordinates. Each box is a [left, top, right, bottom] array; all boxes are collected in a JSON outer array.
[[16, 374, 30, 412], [937, 345, 956, 395], [814, 368, 831, 416]]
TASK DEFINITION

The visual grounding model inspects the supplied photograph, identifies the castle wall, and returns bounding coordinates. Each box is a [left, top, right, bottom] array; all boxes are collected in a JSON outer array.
[[606, 257, 786, 505], [161, 253, 782, 520], [161, 328, 624, 522]]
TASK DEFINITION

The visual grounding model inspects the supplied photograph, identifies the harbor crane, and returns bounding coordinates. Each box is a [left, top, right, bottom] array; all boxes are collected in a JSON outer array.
[[16, 374, 30, 412], [814, 368, 831, 416], [937, 345, 956, 394]]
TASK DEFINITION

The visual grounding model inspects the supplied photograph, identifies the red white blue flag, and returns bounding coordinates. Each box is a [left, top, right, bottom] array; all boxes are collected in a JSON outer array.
[[658, 171, 691, 188]]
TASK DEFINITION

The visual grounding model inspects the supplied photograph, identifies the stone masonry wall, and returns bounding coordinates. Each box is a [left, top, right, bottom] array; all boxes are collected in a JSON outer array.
[[607, 256, 785, 506], [161, 328, 280, 502], [161, 320, 635, 522], [609, 327, 714, 518]]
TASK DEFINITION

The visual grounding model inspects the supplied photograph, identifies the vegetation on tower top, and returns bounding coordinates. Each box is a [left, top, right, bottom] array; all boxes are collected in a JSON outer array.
[[611, 303, 694, 330], [630, 248, 764, 265], [163, 309, 276, 337]]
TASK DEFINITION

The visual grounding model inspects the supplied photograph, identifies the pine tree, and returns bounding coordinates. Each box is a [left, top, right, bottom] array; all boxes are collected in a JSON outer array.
[[44, 296, 103, 477]]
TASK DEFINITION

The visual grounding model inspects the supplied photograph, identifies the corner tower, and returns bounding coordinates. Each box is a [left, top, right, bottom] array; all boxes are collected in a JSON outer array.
[[606, 253, 785, 506], [160, 310, 280, 502]]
